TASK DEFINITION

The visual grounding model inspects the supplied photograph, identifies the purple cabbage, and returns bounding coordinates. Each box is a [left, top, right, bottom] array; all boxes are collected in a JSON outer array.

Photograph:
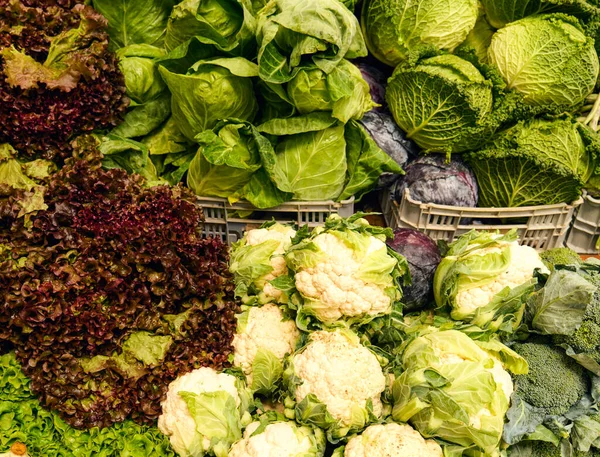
[[387, 228, 441, 311], [354, 61, 419, 184], [390, 155, 478, 206], [354, 61, 389, 110]]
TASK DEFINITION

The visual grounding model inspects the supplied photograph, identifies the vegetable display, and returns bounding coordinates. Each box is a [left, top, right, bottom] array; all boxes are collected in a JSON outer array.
[[5, 1, 600, 457]]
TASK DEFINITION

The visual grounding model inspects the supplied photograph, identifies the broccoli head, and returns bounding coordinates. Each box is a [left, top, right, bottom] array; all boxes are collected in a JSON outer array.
[[540, 248, 582, 270], [530, 441, 560, 457], [512, 342, 589, 416], [522, 441, 600, 457]]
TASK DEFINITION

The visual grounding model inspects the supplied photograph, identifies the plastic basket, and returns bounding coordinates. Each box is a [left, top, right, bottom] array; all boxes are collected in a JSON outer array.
[[381, 188, 583, 250], [198, 196, 355, 244], [565, 193, 600, 254]]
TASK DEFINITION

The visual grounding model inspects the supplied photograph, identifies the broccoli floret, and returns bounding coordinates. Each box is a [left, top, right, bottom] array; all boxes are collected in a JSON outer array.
[[540, 248, 582, 270], [530, 441, 561, 457], [512, 342, 589, 416], [526, 441, 600, 457]]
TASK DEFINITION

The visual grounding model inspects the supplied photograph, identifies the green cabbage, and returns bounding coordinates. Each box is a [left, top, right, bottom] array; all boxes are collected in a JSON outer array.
[[114, 44, 171, 139], [461, 14, 495, 64], [186, 119, 267, 199], [465, 118, 600, 207], [93, 0, 174, 50], [392, 329, 526, 456], [255, 0, 367, 83], [385, 54, 493, 153], [480, 0, 544, 28], [286, 60, 376, 123], [488, 14, 599, 107], [273, 124, 348, 201], [159, 57, 258, 141], [361, 0, 479, 67], [164, 0, 256, 56]]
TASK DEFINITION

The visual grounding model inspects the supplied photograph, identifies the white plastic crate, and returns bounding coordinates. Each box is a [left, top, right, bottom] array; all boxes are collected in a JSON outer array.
[[381, 188, 583, 250], [566, 193, 600, 254], [198, 196, 355, 244]]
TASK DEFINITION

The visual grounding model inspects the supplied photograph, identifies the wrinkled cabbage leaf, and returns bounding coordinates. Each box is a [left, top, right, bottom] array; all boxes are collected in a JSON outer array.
[[386, 54, 493, 153], [488, 14, 599, 107], [361, 0, 479, 67], [466, 118, 600, 207]]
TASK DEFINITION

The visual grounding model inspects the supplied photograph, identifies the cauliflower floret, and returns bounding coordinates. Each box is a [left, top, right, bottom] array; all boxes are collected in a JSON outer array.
[[294, 233, 393, 322], [233, 304, 300, 384], [455, 242, 548, 315], [343, 423, 443, 457], [158, 368, 241, 455], [228, 421, 316, 457], [293, 330, 386, 426], [245, 226, 296, 301]]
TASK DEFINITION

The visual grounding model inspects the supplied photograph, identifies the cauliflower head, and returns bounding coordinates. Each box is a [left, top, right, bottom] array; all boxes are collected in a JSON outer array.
[[392, 329, 524, 455], [228, 421, 325, 457], [434, 230, 547, 331], [289, 230, 400, 324], [287, 329, 386, 432], [233, 304, 300, 392], [158, 367, 248, 457], [343, 423, 443, 457], [230, 223, 296, 305]]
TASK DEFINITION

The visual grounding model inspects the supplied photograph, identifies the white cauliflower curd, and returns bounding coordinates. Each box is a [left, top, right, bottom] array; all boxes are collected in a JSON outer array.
[[292, 232, 396, 323], [455, 241, 548, 316], [230, 223, 296, 304], [343, 423, 443, 457], [290, 330, 386, 427], [233, 304, 300, 386], [158, 367, 242, 457], [433, 230, 548, 329], [228, 421, 324, 457]]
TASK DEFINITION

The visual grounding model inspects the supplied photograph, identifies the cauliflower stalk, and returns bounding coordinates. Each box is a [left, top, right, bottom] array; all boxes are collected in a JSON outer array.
[[392, 329, 527, 456], [158, 367, 253, 457], [283, 214, 408, 328], [433, 229, 547, 332], [229, 223, 296, 305], [233, 304, 300, 394], [228, 416, 325, 457], [333, 423, 443, 457], [284, 329, 386, 440]]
